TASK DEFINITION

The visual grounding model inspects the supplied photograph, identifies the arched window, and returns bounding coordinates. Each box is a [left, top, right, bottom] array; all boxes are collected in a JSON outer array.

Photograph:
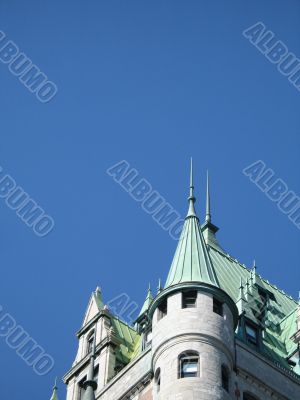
[[221, 365, 229, 392], [86, 330, 95, 355], [178, 351, 199, 378], [154, 368, 161, 392], [243, 393, 260, 400]]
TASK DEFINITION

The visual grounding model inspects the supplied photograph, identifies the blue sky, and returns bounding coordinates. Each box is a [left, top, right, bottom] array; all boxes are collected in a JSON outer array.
[[0, 1, 299, 399]]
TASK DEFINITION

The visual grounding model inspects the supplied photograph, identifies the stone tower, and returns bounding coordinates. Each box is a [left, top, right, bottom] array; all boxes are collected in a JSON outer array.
[[149, 160, 238, 399]]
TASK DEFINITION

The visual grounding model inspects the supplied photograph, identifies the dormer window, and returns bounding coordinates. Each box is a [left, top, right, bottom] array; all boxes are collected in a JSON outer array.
[[245, 323, 258, 345], [158, 299, 167, 321], [182, 290, 197, 308]]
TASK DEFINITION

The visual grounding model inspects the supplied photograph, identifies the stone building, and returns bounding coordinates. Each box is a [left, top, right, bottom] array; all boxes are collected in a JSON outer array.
[[63, 164, 300, 400]]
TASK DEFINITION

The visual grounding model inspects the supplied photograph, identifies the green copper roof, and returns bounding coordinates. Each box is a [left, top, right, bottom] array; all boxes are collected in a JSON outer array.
[[110, 316, 140, 364], [49, 379, 58, 400], [138, 285, 153, 318], [165, 160, 219, 289], [97, 166, 299, 380], [209, 245, 299, 373]]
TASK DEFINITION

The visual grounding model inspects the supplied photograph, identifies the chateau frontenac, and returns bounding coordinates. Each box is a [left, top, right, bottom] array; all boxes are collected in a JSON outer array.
[[56, 164, 300, 400]]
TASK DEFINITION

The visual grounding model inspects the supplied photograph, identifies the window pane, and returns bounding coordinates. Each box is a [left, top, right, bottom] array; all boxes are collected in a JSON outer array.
[[181, 358, 198, 377], [245, 324, 258, 344], [245, 325, 256, 338]]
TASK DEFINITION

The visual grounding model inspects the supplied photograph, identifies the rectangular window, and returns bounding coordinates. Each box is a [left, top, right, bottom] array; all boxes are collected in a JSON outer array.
[[180, 357, 199, 378], [221, 365, 229, 392], [182, 290, 197, 308], [94, 365, 99, 383], [245, 323, 258, 345], [158, 299, 167, 321], [213, 298, 223, 316], [77, 376, 86, 400]]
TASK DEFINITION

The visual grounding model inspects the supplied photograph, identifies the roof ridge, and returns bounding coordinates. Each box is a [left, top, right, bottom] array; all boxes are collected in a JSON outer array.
[[278, 306, 298, 325], [112, 315, 137, 333], [209, 246, 298, 304]]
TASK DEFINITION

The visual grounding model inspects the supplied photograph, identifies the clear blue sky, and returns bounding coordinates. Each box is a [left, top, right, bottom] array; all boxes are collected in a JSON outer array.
[[0, 1, 299, 399]]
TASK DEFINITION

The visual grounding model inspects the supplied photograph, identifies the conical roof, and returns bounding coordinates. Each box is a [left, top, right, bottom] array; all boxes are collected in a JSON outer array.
[[165, 160, 219, 289]]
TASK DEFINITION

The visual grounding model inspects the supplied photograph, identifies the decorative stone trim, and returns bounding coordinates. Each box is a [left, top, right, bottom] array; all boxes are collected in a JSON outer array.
[[152, 332, 234, 369]]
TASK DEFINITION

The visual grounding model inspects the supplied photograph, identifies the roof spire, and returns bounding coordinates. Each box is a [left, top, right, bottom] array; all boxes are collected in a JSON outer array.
[[205, 170, 211, 223], [201, 172, 223, 250], [165, 163, 219, 289], [50, 378, 59, 400], [187, 158, 197, 218], [83, 326, 98, 400], [136, 285, 153, 320], [157, 278, 162, 294], [239, 278, 245, 299], [236, 278, 247, 314]]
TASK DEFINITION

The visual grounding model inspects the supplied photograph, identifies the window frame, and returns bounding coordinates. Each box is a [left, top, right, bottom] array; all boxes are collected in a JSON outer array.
[[77, 375, 87, 400], [178, 351, 200, 379], [86, 330, 95, 355], [182, 290, 197, 309], [245, 322, 259, 346], [158, 298, 167, 321], [221, 364, 230, 392], [213, 298, 223, 316]]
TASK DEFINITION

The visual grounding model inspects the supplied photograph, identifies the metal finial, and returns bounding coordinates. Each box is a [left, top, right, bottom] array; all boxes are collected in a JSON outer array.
[[239, 277, 244, 290], [205, 170, 211, 222], [238, 278, 246, 303], [157, 278, 162, 294], [187, 158, 196, 217], [50, 377, 58, 400]]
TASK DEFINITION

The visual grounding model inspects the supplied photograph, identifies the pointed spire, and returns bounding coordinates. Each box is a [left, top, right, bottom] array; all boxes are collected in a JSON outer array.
[[50, 378, 58, 400], [251, 260, 257, 286], [249, 269, 255, 294], [165, 163, 219, 289], [157, 278, 162, 294], [187, 158, 197, 218], [201, 173, 222, 250], [205, 171, 211, 223], [137, 285, 153, 318], [236, 278, 247, 314], [83, 327, 98, 400], [244, 278, 251, 301], [238, 278, 246, 301]]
